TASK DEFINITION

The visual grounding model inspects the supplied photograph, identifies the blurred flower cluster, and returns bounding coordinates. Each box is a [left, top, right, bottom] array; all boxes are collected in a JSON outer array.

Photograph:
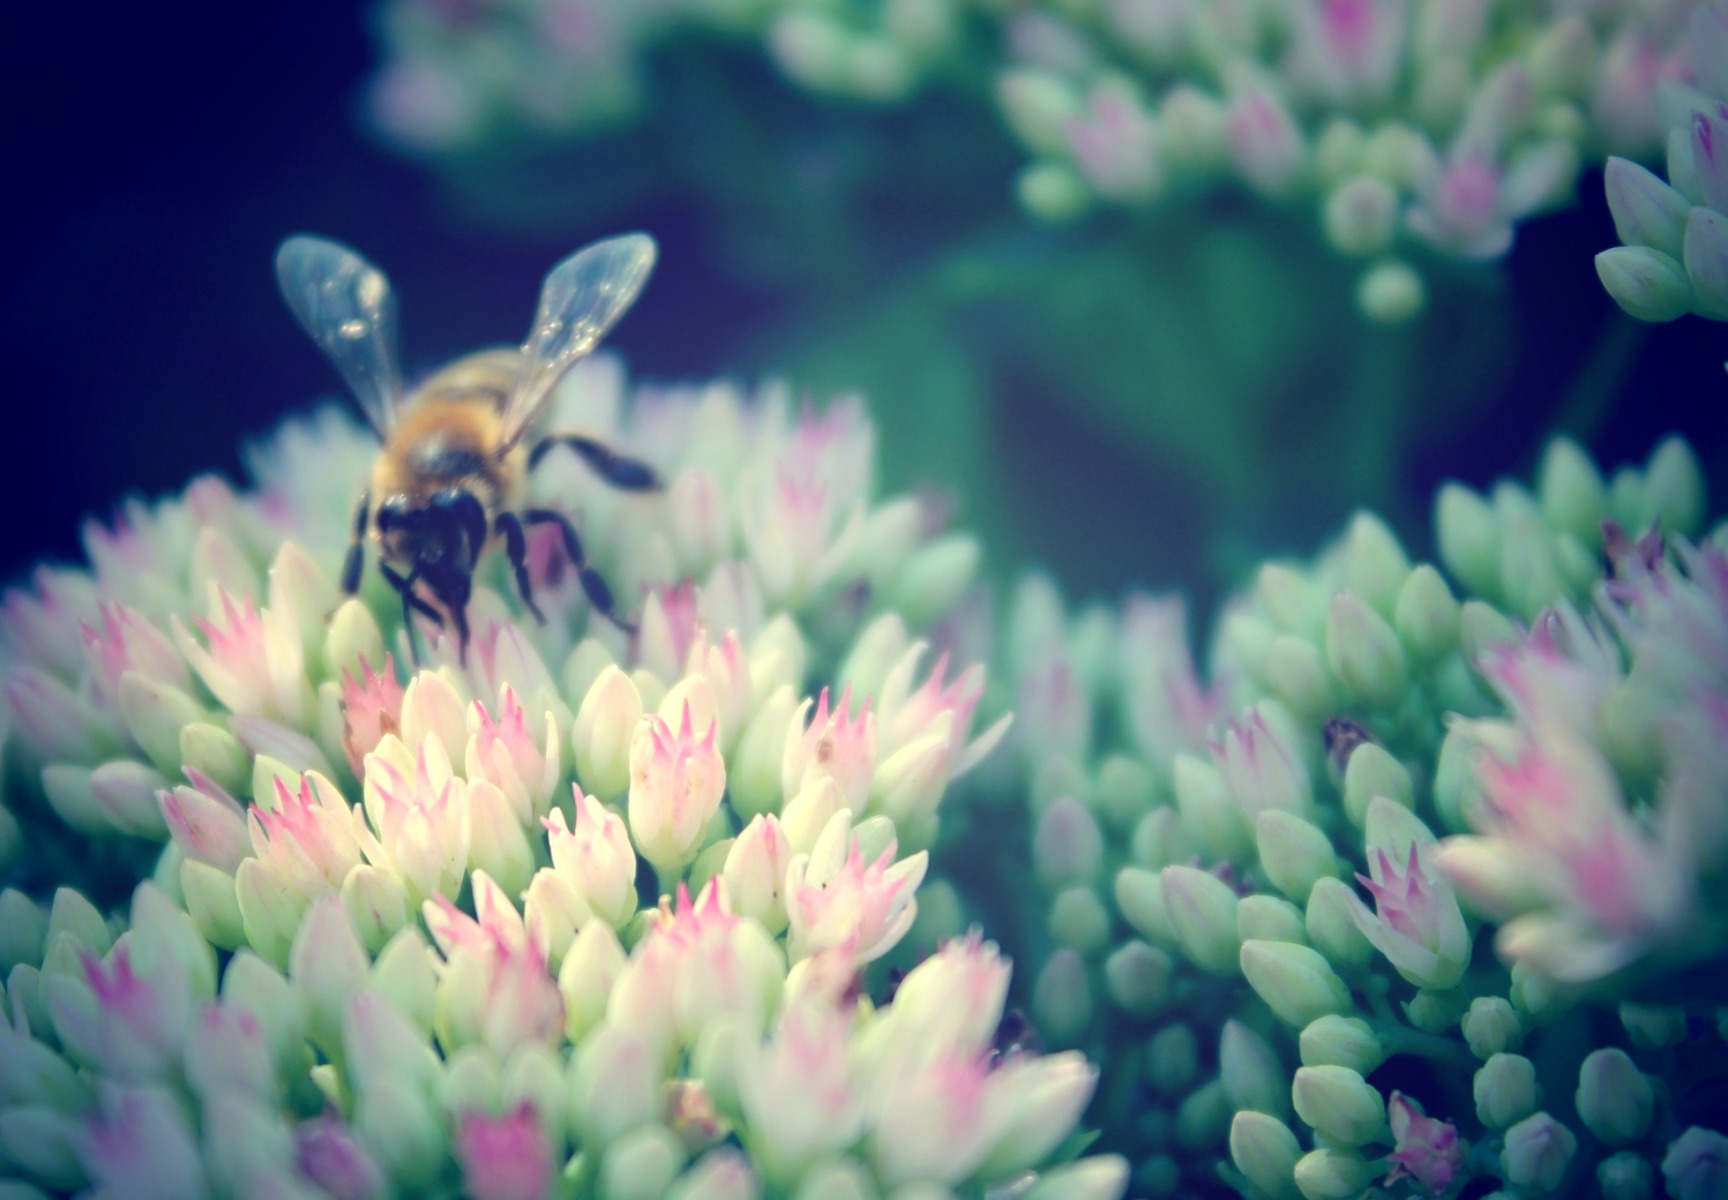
[[1596, 1, 1728, 325], [368, 0, 1707, 323], [969, 430, 1728, 1198], [0, 361, 1129, 1199]]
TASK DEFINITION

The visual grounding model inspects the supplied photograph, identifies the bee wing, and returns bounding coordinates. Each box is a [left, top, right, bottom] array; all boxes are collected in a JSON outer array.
[[275, 235, 405, 438], [500, 232, 658, 449]]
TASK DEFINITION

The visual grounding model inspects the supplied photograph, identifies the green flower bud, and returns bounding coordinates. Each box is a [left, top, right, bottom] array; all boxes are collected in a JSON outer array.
[[1460, 996, 1523, 1059], [1257, 811, 1339, 904], [1345, 513, 1412, 619], [341, 864, 409, 956], [1435, 484, 1502, 600], [1221, 1019, 1287, 1117], [1230, 1111, 1304, 1200], [1049, 886, 1112, 956], [1017, 161, 1092, 222], [1404, 988, 1470, 1034], [790, 1157, 877, 1200], [0, 1104, 84, 1192], [1304, 878, 1375, 970], [1257, 563, 1326, 639], [1596, 245, 1694, 322], [1576, 1048, 1654, 1145], [1265, 634, 1339, 721], [1357, 259, 1426, 324], [1237, 895, 1308, 947], [1292, 1065, 1386, 1145], [887, 534, 978, 627], [0, 890, 46, 975], [1324, 176, 1398, 258], [999, 67, 1082, 157], [1325, 591, 1407, 707], [1293, 1148, 1377, 1200], [1241, 940, 1352, 1027], [1394, 565, 1461, 665], [1035, 797, 1105, 889], [1299, 1016, 1384, 1075], [48, 886, 113, 956], [1502, 1112, 1578, 1195], [1537, 438, 1608, 544], [1474, 1053, 1539, 1130], [325, 597, 385, 684], [1644, 435, 1706, 538], [372, 928, 438, 1037], [118, 673, 206, 775], [1604, 156, 1690, 259], [1173, 755, 1254, 861], [600, 1123, 685, 1200], [1105, 941, 1175, 1017], [1032, 949, 1093, 1047], [1115, 867, 1178, 949], [1175, 1078, 1232, 1151], [180, 860, 246, 952], [1160, 865, 1241, 975], [1096, 755, 1156, 831], [1341, 742, 1413, 829], [1510, 961, 1559, 1018], [1145, 1025, 1199, 1095], [1597, 1150, 1654, 1200], [1619, 1003, 1687, 1048], [1025, 1156, 1132, 1200], [179, 722, 250, 797], [1132, 807, 1193, 870], [1135, 1153, 1181, 1199]]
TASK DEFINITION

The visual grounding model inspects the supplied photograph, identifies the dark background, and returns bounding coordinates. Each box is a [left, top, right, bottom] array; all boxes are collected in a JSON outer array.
[[3, 3, 1724, 602]]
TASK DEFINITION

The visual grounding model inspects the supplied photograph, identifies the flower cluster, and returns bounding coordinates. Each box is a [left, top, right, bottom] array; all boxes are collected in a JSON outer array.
[[968, 432, 1728, 1198], [0, 364, 1117, 1198], [1597, 1, 1728, 324], [366, 0, 1706, 322]]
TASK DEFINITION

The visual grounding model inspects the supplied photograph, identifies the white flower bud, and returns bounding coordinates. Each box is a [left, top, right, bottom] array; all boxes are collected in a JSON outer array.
[[1575, 1048, 1654, 1145], [1474, 1052, 1539, 1130], [1502, 1111, 1578, 1195], [1292, 1065, 1385, 1145], [1159, 865, 1240, 975], [1299, 1015, 1384, 1074], [1240, 940, 1352, 1027]]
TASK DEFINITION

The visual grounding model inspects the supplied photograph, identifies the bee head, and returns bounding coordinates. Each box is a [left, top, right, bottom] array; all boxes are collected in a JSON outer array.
[[377, 489, 489, 580]]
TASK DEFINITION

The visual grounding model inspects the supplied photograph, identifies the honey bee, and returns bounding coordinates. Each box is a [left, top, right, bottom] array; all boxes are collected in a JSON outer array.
[[275, 232, 661, 664]]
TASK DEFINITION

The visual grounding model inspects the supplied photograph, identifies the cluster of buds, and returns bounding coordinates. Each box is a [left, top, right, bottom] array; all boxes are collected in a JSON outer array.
[[1596, 1, 1728, 324], [0, 362, 1127, 1196], [976, 432, 1728, 1198], [366, 0, 1704, 324]]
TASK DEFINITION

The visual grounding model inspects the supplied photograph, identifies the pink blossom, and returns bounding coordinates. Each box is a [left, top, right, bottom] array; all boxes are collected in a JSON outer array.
[[1226, 85, 1305, 197], [296, 1111, 386, 1200], [467, 684, 559, 823], [456, 1101, 555, 1200], [249, 772, 365, 901], [466, 620, 555, 707], [80, 601, 188, 705], [1, 566, 99, 676], [540, 788, 637, 929], [175, 587, 310, 726], [357, 735, 471, 904], [1014, 650, 1092, 764], [80, 1082, 210, 1200], [1347, 839, 1471, 989], [1066, 82, 1162, 200], [157, 770, 250, 872], [786, 831, 926, 964], [1120, 594, 1224, 769], [627, 700, 725, 876], [1385, 1091, 1466, 1195], [637, 580, 704, 685], [737, 998, 865, 1185], [426, 874, 565, 1055], [339, 654, 404, 778], [646, 879, 784, 1039], [1211, 709, 1314, 822], [1284, 0, 1405, 105], [47, 946, 188, 1081], [783, 685, 878, 813]]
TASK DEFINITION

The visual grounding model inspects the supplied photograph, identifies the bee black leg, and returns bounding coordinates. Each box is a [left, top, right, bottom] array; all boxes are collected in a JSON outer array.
[[521, 508, 635, 635], [341, 492, 370, 596], [528, 434, 662, 492], [381, 563, 442, 665], [494, 512, 546, 625]]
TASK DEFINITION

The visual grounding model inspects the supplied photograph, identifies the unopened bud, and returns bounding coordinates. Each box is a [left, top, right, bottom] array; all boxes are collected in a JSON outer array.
[[1502, 1111, 1578, 1195], [1474, 1053, 1539, 1130], [1299, 1015, 1383, 1075], [1230, 1111, 1303, 1200], [1575, 1048, 1654, 1145], [1240, 940, 1351, 1027]]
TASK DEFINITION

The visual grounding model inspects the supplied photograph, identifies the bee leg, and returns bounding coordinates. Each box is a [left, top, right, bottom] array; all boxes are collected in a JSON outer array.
[[340, 492, 370, 596], [521, 508, 636, 635], [494, 512, 547, 625], [528, 434, 662, 491], [380, 563, 443, 666]]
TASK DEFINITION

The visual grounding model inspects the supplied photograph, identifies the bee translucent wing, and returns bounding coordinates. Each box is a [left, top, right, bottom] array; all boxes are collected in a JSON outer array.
[[501, 232, 658, 449], [275, 235, 404, 438]]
